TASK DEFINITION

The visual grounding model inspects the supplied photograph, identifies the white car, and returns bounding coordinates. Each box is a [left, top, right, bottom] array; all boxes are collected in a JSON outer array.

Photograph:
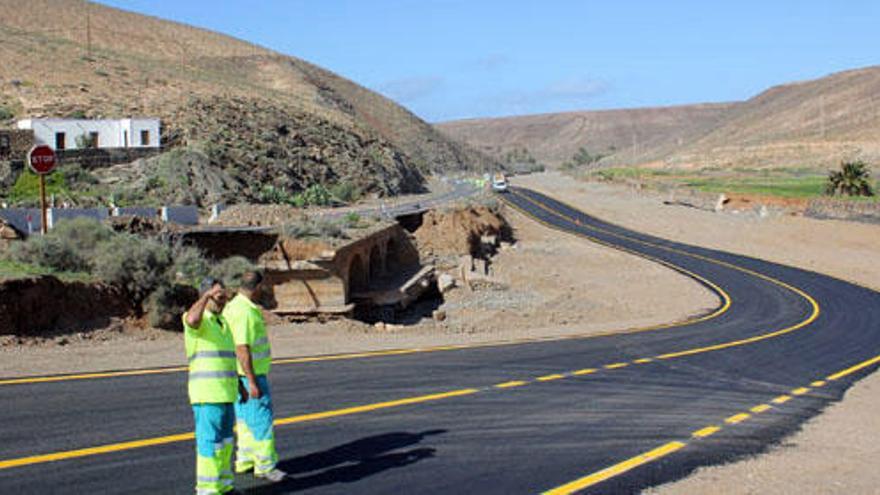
[[491, 176, 508, 192]]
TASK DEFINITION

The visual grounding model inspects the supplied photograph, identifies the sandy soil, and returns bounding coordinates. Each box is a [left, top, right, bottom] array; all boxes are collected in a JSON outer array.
[[514, 171, 880, 495], [0, 198, 716, 378]]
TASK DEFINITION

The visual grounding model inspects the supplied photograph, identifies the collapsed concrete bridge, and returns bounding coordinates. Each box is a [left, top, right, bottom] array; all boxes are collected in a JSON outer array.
[[180, 221, 429, 317]]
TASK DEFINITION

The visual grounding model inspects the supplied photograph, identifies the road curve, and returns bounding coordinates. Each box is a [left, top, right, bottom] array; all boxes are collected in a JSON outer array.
[[1, 187, 879, 494]]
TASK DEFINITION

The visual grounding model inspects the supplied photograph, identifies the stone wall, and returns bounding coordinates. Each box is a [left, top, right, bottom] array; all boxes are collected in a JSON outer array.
[[56, 147, 161, 169], [0, 129, 34, 161], [0, 129, 34, 188]]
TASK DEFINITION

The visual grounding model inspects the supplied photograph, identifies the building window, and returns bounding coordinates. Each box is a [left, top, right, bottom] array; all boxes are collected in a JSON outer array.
[[55, 132, 66, 150], [140, 130, 150, 146], [89, 131, 99, 148]]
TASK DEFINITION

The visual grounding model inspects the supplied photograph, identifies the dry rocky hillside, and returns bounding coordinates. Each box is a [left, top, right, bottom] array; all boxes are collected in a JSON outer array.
[[438, 66, 880, 170], [439, 103, 735, 168], [0, 0, 495, 205]]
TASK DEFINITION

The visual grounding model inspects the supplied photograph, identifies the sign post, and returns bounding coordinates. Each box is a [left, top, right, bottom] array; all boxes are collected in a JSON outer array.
[[27, 145, 57, 235]]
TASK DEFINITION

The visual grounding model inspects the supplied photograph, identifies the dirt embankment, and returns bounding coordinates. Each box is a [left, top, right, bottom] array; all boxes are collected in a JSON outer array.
[[413, 205, 513, 261], [0, 276, 135, 337]]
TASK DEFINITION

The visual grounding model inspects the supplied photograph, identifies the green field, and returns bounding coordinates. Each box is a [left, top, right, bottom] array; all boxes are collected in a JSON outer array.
[[589, 167, 879, 201]]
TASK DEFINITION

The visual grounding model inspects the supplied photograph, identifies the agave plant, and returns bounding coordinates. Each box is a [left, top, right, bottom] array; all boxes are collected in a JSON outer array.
[[825, 161, 875, 197]]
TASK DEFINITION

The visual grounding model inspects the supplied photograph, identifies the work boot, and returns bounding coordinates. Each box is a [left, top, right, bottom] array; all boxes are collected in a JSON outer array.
[[255, 468, 287, 482], [234, 461, 253, 474]]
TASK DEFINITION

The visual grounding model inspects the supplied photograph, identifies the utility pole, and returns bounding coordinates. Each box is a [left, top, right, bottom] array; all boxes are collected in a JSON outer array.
[[631, 132, 638, 161], [819, 94, 826, 140]]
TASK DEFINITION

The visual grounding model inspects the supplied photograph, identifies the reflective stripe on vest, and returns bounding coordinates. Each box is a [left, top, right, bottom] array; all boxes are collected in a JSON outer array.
[[188, 350, 237, 363], [190, 371, 238, 380]]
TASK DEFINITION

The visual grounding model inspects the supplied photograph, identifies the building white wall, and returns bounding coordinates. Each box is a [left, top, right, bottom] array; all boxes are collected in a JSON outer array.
[[17, 118, 160, 150]]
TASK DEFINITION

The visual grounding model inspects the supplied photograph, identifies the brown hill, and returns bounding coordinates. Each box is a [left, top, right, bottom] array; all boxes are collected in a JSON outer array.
[[438, 66, 880, 170], [437, 103, 735, 168], [665, 66, 880, 169], [0, 0, 494, 205]]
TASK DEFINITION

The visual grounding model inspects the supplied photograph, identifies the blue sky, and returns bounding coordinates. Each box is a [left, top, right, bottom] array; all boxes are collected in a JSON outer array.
[[98, 1, 880, 122]]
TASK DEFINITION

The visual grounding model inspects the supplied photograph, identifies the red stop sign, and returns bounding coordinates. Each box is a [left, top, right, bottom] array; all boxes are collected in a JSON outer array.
[[28, 145, 57, 175]]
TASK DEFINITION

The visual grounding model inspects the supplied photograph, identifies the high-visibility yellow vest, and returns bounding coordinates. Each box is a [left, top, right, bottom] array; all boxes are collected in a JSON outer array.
[[183, 310, 238, 404], [223, 293, 272, 376]]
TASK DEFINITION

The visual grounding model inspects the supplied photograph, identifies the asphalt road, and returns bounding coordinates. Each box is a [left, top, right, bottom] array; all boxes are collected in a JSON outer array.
[[1, 186, 879, 494]]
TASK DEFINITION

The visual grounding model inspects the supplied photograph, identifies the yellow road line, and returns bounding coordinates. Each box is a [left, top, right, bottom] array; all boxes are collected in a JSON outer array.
[[725, 413, 751, 424], [274, 388, 478, 426], [604, 363, 628, 370], [537, 374, 566, 382], [791, 387, 810, 396], [0, 432, 195, 470], [0, 388, 478, 471], [495, 381, 528, 388], [506, 190, 821, 363], [827, 354, 880, 381], [0, 367, 188, 386], [572, 368, 597, 376], [692, 426, 721, 438], [810, 380, 826, 387], [633, 358, 653, 364], [542, 352, 880, 494], [541, 442, 686, 495]]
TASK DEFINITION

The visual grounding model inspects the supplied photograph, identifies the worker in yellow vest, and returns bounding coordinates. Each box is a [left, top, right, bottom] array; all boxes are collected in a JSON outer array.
[[224, 271, 287, 482], [183, 278, 247, 495]]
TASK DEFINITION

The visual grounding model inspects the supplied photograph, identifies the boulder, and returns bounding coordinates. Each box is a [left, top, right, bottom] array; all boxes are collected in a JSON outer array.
[[438, 273, 456, 294]]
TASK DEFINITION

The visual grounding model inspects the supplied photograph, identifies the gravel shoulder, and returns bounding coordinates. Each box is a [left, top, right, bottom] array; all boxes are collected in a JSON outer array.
[[515, 171, 880, 495]]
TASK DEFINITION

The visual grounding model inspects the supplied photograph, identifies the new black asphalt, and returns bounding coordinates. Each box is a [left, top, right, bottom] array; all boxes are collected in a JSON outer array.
[[1, 187, 878, 494]]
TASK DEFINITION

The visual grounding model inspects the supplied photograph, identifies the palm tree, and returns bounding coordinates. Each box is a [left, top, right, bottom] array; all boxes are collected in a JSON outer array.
[[825, 161, 875, 197]]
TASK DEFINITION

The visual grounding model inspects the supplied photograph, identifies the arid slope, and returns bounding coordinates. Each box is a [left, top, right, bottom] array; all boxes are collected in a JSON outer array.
[[0, 0, 494, 204], [438, 66, 880, 170]]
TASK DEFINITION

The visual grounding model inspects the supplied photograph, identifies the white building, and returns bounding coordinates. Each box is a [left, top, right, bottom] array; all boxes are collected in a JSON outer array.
[[17, 118, 160, 151]]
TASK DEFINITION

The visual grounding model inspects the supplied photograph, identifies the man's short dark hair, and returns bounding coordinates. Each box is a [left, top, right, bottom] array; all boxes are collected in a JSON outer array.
[[240, 271, 264, 291], [199, 277, 224, 295]]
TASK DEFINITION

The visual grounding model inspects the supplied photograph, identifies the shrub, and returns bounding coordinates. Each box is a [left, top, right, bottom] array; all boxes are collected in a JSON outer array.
[[93, 234, 173, 304], [282, 217, 347, 240], [330, 182, 362, 204], [62, 164, 100, 186], [146, 283, 198, 331], [210, 256, 257, 289], [9, 169, 70, 204], [6, 235, 89, 273], [171, 244, 210, 287], [75, 133, 97, 149], [258, 185, 291, 205], [825, 161, 875, 197], [48, 217, 114, 262], [302, 184, 333, 206], [342, 212, 362, 229], [0, 105, 14, 121]]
